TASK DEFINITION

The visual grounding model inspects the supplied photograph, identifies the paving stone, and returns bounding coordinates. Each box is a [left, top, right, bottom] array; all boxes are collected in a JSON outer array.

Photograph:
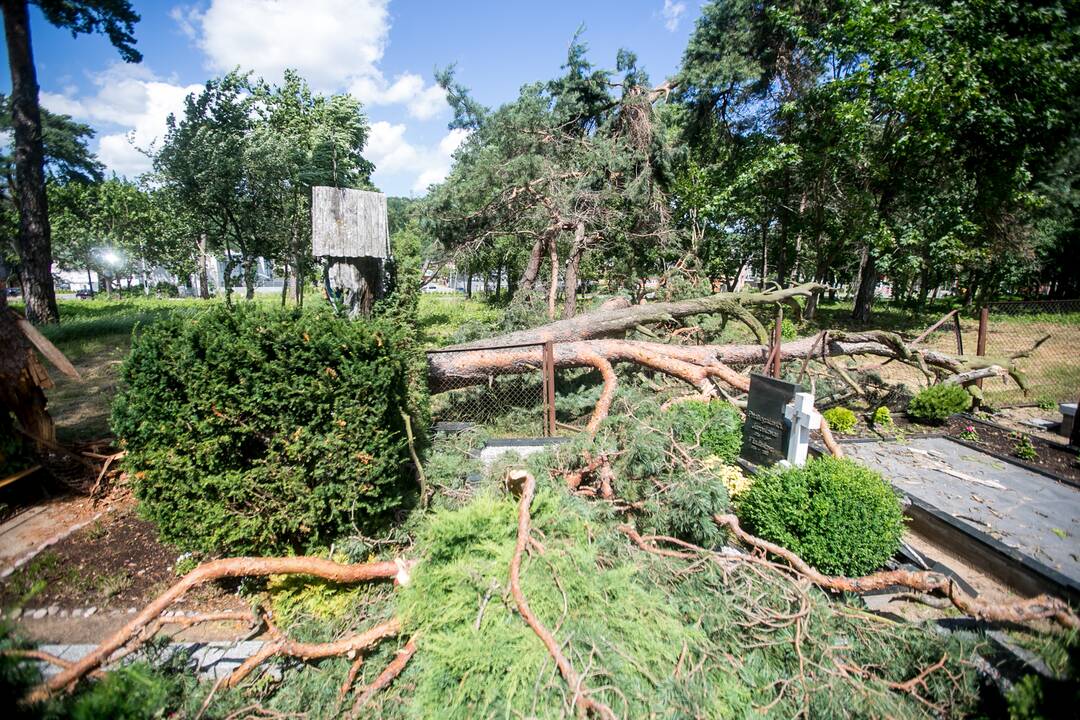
[[843, 436, 1080, 588], [71, 608, 82, 618], [59, 609, 68, 618], [47, 605, 59, 616], [84, 606, 96, 616], [31, 608, 47, 619]]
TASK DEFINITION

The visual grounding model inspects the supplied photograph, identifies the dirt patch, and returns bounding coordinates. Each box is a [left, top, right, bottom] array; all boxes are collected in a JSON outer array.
[[939, 415, 1080, 484], [993, 405, 1070, 445], [0, 493, 244, 614]]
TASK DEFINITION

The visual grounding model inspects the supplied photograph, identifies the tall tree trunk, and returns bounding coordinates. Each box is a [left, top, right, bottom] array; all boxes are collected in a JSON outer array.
[[465, 264, 472, 299], [2, 0, 58, 324], [288, 222, 305, 306], [547, 236, 558, 321], [243, 255, 255, 300], [853, 192, 894, 323], [563, 222, 585, 318], [197, 234, 211, 299], [85, 268, 94, 296], [852, 249, 877, 324], [759, 218, 768, 286], [518, 235, 546, 294], [280, 262, 288, 307]]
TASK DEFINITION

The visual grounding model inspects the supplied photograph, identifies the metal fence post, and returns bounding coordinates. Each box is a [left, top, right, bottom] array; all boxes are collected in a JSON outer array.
[[543, 341, 556, 436], [975, 306, 988, 390], [770, 308, 783, 378]]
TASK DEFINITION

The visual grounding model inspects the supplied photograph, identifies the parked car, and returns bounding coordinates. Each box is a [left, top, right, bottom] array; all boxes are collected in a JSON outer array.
[[75, 289, 94, 299]]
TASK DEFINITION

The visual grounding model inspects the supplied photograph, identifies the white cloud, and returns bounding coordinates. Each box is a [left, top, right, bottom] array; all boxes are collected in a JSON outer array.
[[366, 121, 468, 193], [178, 0, 446, 120], [662, 0, 686, 32], [40, 64, 201, 177]]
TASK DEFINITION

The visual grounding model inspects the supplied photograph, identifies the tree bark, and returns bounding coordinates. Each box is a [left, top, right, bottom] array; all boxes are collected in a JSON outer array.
[[444, 282, 823, 350], [196, 234, 211, 299], [242, 255, 256, 300], [851, 246, 877, 324], [518, 235, 546, 292], [546, 235, 558, 320], [2, 0, 58, 324], [563, 221, 585, 318]]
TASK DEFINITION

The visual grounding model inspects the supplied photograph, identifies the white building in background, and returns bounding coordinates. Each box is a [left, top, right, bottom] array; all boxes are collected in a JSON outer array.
[[52, 254, 281, 296]]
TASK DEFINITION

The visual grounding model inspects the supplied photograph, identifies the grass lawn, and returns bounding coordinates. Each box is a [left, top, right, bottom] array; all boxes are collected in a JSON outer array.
[[11, 292, 501, 443], [11, 291, 1076, 443]]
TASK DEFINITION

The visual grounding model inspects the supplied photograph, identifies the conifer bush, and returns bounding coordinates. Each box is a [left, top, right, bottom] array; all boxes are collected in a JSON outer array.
[[111, 304, 420, 556], [736, 456, 905, 575], [822, 407, 858, 434], [667, 399, 743, 462], [906, 383, 971, 423]]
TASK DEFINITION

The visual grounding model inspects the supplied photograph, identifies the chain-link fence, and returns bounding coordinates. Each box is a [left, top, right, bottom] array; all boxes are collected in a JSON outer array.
[[980, 299, 1080, 407], [427, 343, 552, 436]]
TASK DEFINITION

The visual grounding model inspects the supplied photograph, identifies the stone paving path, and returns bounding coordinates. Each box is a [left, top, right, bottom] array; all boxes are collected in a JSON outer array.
[[34, 640, 273, 680], [843, 436, 1080, 587]]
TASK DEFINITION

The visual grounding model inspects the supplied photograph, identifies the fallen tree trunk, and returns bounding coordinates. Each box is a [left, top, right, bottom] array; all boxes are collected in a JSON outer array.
[[445, 282, 825, 349], [31, 556, 414, 702]]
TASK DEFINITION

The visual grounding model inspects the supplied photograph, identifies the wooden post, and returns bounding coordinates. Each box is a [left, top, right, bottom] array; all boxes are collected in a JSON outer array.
[[975, 306, 989, 390], [542, 341, 556, 436]]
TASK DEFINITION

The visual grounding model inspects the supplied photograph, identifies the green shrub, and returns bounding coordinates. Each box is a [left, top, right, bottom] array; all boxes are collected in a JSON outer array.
[[871, 406, 893, 429], [822, 407, 858, 434], [153, 281, 179, 298], [667, 400, 743, 462], [737, 456, 905, 575], [1012, 433, 1038, 461], [907, 383, 971, 423], [112, 304, 422, 556]]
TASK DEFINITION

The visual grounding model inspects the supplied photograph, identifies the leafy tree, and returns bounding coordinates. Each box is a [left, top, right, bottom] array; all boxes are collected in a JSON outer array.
[[155, 70, 374, 303], [423, 31, 675, 317], [0, 98, 102, 291], [0, 0, 139, 323]]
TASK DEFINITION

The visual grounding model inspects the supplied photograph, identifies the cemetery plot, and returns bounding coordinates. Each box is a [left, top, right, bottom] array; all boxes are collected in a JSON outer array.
[[842, 436, 1080, 598]]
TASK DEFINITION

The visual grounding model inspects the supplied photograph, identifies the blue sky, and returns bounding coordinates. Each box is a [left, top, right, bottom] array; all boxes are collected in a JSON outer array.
[[3, 0, 700, 196]]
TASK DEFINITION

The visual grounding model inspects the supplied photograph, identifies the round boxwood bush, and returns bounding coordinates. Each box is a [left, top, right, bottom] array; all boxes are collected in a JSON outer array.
[[907, 383, 971, 423], [111, 304, 420, 556], [822, 407, 857, 434], [736, 456, 905, 575], [667, 399, 742, 463]]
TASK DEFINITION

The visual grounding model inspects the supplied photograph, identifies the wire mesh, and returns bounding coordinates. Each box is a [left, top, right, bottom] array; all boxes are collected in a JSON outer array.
[[980, 299, 1080, 407], [427, 343, 548, 436]]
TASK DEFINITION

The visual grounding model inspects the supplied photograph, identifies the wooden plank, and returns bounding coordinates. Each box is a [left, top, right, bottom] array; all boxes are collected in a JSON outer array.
[[0, 464, 42, 491], [9, 309, 81, 381], [311, 187, 389, 258]]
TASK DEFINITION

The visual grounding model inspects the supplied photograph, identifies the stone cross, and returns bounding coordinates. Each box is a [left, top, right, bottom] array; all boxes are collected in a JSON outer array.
[[783, 392, 820, 466]]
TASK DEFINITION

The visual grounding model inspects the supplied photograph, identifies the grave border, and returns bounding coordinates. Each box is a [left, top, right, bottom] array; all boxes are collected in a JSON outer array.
[[835, 434, 1080, 605]]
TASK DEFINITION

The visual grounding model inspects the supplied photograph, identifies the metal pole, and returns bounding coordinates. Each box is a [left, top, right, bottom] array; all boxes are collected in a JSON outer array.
[[771, 308, 783, 378], [975, 306, 989, 390], [543, 341, 556, 436]]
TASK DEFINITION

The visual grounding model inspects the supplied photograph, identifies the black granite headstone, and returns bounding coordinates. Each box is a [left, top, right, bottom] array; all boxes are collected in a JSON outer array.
[[740, 373, 802, 466]]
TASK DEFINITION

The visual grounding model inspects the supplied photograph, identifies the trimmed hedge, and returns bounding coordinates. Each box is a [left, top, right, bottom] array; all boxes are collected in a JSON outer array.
[[667, 400, 742, 463], [737, 456, 905, 575], [907, 383, 971, 423], [111, 304, 419, 556]]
